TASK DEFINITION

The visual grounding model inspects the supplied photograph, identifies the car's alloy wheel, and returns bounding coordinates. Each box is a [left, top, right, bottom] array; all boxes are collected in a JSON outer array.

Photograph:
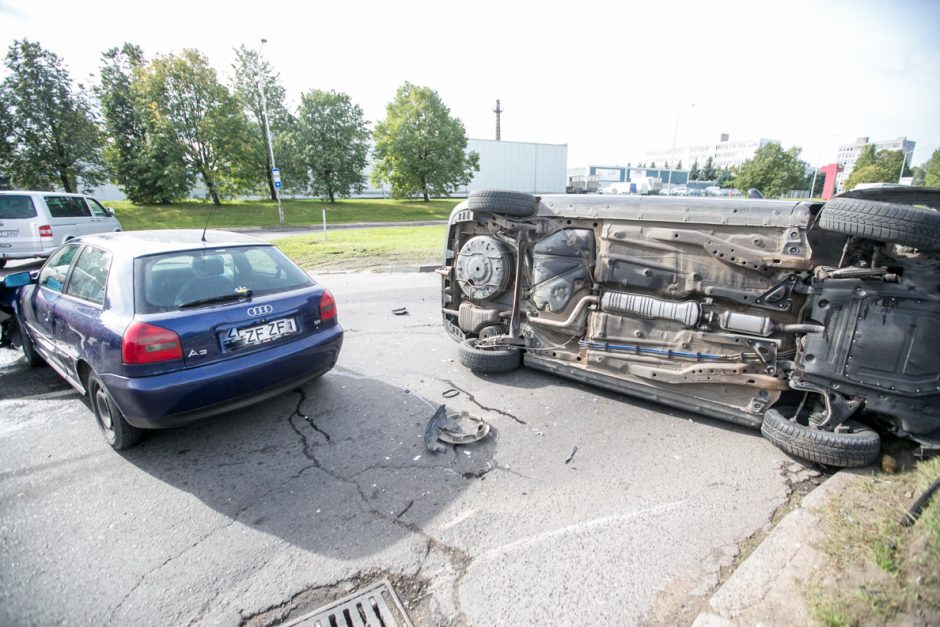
[[86, 371, 142, 450]]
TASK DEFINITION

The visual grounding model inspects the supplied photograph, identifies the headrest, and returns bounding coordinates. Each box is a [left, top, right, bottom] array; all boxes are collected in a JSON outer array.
[[193, 255, 224, 276]]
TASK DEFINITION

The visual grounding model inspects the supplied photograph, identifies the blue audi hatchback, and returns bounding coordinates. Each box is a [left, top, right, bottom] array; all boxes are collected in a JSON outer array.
[[8, 229, 343, 450]]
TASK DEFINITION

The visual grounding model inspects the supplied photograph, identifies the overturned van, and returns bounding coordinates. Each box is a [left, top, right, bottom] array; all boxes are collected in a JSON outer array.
[[440, 188, 940, 467]]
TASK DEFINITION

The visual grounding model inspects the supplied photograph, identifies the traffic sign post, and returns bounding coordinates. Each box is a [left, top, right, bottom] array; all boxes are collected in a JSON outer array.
[[272, 167, 282, 189]]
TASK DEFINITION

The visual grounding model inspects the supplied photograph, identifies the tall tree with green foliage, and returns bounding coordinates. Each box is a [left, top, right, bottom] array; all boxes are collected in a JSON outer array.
[[97, 44, 190, 203], [0, 40, 105, 192], [716, 167, 735, 188], [731, 143, 806, 197], [702, 157, 718, 181], [922, 149, 940, 187], [293, 90, 370, 203], [372, 82, 479, 201], [141, 49, 253, 205], [231, 46, 304, 199], [843, 146, 912, 190], [689, 159, 700, 180]]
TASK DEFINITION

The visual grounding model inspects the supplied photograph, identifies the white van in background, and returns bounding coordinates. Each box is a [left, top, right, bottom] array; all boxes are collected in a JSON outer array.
[[0, 191, 122, 268]]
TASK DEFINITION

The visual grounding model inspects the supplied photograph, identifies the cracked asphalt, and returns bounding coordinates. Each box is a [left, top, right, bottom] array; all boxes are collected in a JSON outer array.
[[0, 271, 810, 626]]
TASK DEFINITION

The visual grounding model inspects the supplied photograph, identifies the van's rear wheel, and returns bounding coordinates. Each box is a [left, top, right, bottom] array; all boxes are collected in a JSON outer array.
[[467, 190, 538, 217], [457, 338, 522, 373], [760, 408, 880, 468]]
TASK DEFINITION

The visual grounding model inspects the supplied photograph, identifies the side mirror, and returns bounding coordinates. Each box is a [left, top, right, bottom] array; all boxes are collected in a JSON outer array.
[[103, 206, 115, 217], [1, 271, 32, 288]]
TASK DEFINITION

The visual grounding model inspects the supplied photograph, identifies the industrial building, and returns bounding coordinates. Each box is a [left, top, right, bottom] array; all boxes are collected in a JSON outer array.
[[460, 138, 567, 194], [834, 136, 915, 193], [645, 134, 778, 171]]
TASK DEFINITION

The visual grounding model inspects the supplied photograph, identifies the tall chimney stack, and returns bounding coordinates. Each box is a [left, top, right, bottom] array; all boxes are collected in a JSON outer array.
[[493, 99, 503, 141]]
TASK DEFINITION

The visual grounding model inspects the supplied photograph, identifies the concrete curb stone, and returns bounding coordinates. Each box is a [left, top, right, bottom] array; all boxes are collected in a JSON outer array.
[[692, 471, 868, 626]]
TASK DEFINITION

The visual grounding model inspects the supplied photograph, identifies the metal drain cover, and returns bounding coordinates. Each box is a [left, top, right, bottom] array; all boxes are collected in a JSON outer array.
[[281, 579, 413, 627]]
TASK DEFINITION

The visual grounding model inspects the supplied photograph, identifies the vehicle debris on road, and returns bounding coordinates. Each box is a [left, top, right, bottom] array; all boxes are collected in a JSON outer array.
[[424, 405, 490, 453]]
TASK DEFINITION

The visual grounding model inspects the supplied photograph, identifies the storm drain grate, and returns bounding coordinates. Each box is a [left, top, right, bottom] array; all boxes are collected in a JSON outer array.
[[282, 579, 413, 627]]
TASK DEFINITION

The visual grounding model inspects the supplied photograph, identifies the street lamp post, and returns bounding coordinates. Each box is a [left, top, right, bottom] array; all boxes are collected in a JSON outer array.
[[666, 104, 694, 195], [258, 38, 284, 225]]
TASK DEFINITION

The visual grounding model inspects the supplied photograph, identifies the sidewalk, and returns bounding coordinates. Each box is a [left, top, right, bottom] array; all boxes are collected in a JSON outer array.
[[692, 471, 865, 626]]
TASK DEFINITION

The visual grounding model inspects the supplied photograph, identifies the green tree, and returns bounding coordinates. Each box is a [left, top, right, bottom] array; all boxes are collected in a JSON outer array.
[[689, 160, 700, 180], [676, 160, 683, 170], [231, 46, 305, 199], [716, 167, 735, 188], [293, 90, 370, 203], [97, 43, 190, 203], [141, 49, 253, 205], [844, 147, 912, 190], [731, 143, 806, 197], [650, 161, 657, 168], [702, 157, 718, 181], [372, 82, 479, 201], [0, 40, 105, 192], [922, 149, 940, 187]]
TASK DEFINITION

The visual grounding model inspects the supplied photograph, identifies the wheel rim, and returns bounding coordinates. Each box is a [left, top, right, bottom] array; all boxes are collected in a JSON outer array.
[[93, 383, 115, 437]]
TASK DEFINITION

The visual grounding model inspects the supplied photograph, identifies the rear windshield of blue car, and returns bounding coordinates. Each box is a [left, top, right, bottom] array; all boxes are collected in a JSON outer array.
[[134, 245, 314, 313], [0, 195, 37, 219]]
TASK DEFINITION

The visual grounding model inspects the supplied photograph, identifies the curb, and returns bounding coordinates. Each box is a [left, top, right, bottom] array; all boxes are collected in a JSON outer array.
[[692, 471, 867, 626]]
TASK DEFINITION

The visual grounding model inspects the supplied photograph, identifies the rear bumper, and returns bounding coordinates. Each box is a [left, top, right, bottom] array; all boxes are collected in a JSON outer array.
[[101, 325, 343, 428]]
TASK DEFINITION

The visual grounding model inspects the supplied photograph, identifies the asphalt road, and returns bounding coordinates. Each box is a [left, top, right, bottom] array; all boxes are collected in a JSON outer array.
[[0, 271, 810, 626]]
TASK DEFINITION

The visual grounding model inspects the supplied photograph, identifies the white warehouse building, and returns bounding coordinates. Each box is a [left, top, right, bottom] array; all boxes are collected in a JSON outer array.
[[461, 138, 568, 194]]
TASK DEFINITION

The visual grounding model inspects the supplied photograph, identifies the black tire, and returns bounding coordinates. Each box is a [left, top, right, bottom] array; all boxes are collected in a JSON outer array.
[[467, 190, 538, 217], [457, 337, 522, 373], [86, 371, 142, 450], [0, 258, 6, 269], [819, 197, 940, 250], [16, 317, 43, 367], [760, 408, 880, 468]]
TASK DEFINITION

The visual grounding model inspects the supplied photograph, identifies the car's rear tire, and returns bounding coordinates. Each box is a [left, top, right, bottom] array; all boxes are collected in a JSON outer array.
[[760, 408, 880, 468], [16, 317, 43, 367], [818, 197, 940, 250], [467, 190, 538, 217], [457, 338, 522, 373], [86, 371, 142, 450]]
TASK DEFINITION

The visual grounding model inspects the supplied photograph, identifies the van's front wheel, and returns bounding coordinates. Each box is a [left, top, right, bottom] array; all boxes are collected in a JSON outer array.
[[760, 408, 880, 468]]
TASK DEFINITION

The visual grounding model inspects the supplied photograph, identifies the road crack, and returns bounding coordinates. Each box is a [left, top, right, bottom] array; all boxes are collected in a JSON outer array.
[[441, 379, 527, 425]]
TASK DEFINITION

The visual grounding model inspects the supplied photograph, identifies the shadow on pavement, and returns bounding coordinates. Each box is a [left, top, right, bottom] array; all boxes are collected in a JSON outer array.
[[120, 369, 495, 559]]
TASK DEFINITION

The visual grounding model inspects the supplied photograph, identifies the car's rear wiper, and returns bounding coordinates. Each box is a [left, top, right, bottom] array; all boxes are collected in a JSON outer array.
[[178, 290, 252, 309]]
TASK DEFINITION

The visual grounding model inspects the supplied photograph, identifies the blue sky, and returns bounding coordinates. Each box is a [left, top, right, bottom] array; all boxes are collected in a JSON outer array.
[[2, 0, 937, 168]]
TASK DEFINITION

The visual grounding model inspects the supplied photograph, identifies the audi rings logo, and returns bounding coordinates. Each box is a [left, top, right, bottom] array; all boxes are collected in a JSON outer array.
[[246, 304, 274, 317]]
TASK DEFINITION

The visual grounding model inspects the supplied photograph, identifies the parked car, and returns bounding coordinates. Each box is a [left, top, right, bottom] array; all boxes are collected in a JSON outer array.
[[0, 191, 123, 268], [440, 189, 940, 467], [4, 230, 343, 449]]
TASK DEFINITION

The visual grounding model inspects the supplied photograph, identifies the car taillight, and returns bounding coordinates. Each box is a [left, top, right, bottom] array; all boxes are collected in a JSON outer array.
[[122, 321, 183, 364], [320, 290, 337, 322], [39, 225, 52, 238]]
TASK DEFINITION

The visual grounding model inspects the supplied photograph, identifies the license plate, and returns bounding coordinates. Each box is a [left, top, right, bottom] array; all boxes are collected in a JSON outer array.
[[0, 230, 17, 237], [222, 317, 297, 350]]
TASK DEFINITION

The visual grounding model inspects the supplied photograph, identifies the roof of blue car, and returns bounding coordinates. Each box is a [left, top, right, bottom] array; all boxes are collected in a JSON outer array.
[[79, 229, 266, 256]]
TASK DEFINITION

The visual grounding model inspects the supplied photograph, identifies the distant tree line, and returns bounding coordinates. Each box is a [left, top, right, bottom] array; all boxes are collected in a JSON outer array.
[[0, 40, 478, 205]]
